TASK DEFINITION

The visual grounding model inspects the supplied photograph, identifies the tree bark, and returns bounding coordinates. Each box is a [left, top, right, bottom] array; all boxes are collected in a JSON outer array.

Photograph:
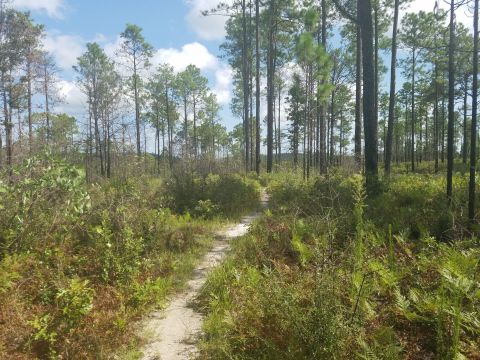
[[320, 0, 327, 173], [447, 0, 455, 202], [463, 73, 468, 164], [255, 0, 261, 174], [411, 48, 416, 172], [355, 24, 362, 169], [266, 1, 275, 173], [358, 0, 378, 193], [242, 0, 250, 172], [278, 82, 282, 164], [43, 64, 50, 144], [385, 0, 399, 176], [27, 60, 33, 152], [374, 0, 379, 140], [133, 56, 141, 156], [330, 88, 335, 165], [434, 27, 440, 173], [469, 0, 478, 223]]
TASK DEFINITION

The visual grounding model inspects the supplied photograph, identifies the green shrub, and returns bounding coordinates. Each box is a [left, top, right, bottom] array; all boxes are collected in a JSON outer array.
[[193, 199, 220, 219], [56, 278, 94, 329], [0, 154, 218, 359], [164, 172, 260, 218], [199, 171, 480, 359], [0, 154, 90, 254], [199, 255, 347, 359], [28, 278, 94, 358]]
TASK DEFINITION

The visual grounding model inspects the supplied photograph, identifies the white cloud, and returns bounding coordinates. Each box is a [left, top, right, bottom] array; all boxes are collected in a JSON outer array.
[[185, 0, 228, 41], [43, 33, 85, 70], [56, 79, 86, 115], [153, 42, 219, 72], [42, 32, 112, 72], [12, 0, 65, 18], [90, 38, 232, 104], [92, 33, 108, 44], [103, 35, 123, 59], [212, 64, 233, 104], [404, 0, 474, 30], [41, 33, 233, 114], [405, 0, 438, 14], [152, 42, 232, 104]]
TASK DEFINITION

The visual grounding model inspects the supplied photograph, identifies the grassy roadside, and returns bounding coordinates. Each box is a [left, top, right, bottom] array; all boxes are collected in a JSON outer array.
[[196, 171, 480, 360], [0, 155, 260, 359], [116, 225, 219, 360]]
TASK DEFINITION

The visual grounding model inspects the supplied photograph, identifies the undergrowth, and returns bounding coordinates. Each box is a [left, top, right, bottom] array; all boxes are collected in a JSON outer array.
[[197, 171, 480, 360], [164, 171, 260, 219], [0, 154, 259, 359]]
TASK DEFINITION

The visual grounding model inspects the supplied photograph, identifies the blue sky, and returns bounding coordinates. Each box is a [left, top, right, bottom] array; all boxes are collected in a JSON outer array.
[[11, 0, 473, 140], [12, 0, 236, 130], [33, 1, 223, 53]]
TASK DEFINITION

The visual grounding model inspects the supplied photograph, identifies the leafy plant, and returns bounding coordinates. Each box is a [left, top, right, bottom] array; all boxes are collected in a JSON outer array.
[[56, 278, 94, 329]]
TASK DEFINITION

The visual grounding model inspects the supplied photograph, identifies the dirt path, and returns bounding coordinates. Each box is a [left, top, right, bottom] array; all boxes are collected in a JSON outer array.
[[139, 191, 268, 360]]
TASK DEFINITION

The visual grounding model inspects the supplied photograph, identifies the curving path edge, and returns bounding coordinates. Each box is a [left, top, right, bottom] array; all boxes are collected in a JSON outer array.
[[138, 190, 268, 360]]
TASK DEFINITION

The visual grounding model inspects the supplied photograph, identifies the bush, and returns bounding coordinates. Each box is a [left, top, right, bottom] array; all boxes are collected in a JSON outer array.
[[267, 171, 474, 242], [199, 229, 348, 360], [0, 154, 90, 254], [0, 155, 217, 359], [164, 171, 260, 218], [368, 174, 470, 240], [199, 171, 480, 359]]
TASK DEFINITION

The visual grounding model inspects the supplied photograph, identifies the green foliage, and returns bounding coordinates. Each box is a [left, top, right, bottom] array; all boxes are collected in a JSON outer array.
[[199, 251, 346, 359], [358, 327, 403, 360], [29, 314, 58, 359], [28, 278, 94, 358], [0, 154, 219, 358], [291, 221, 314, 267], [165, 172, 260, 218], [56, 278, 94, 328], [199, 171, 480, 359], [0, 255, 22, 293], [90, 214, 144, 283], [0, 153, 90, 253], [194, 199, 220, 219]]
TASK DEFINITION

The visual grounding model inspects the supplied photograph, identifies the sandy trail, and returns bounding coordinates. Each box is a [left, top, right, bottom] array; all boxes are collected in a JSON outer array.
[[139, 192, 268, 360]]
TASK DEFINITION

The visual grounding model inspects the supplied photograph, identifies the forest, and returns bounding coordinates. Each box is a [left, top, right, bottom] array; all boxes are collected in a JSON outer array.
[[0, 0, 479, 359]]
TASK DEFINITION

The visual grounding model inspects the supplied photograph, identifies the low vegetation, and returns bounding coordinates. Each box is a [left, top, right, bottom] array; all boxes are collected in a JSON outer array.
[[0, 154, 259, 359], [198, 169, 480, 360], [1, 0, 480, 359], [164, 172, 260, 219]]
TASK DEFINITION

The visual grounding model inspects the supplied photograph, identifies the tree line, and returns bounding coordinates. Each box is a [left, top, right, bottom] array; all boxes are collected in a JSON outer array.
[[212, 0, 479, 222], [2, 0, 480, 221], [0, 1, 249, 181]]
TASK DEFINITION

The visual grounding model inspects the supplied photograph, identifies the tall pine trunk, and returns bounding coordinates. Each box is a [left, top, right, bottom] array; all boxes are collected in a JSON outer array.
[[463, 73, 468, 164], [359, 0, 378, 193], [266, 1, 275, 173], [44, 65, 50, 144], [434, 25, 440, 173], [133, 58, 141, 156], [411, 48, 416, 172], [374, 0, 379, 140], [320, 0, 327, 173], [27, 60, 33, 152], [242, 0, 250, 172], [255, 0, 261, 174], [469, 0, 478, 223], [446, 0, 455, 202], [355, 25, 362, 169], [385, 0, 399, 176]]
